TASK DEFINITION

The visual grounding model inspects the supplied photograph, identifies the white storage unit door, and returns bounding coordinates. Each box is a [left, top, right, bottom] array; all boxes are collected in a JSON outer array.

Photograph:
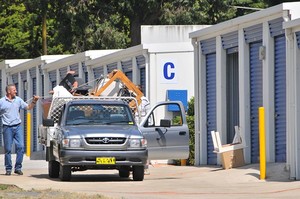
[[244, 23, 263, 163], [269, 18, 286, 162], [201, 38, 217, 165]]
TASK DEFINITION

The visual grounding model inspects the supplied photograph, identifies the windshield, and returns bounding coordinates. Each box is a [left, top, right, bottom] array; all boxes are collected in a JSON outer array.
[[65, 104, 135, 126]]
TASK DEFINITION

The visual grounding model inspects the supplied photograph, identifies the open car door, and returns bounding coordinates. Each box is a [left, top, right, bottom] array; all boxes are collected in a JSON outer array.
[[139, 101, 189, 160]]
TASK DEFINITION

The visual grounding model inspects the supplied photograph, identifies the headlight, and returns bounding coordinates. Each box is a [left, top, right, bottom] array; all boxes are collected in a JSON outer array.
[[129, 138, 147, 148], [62, 138, 81, 148]]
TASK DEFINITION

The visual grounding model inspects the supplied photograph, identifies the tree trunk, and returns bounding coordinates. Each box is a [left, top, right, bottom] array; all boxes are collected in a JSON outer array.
[[42, 12, 47, 55], [130, 17, 141, 46]]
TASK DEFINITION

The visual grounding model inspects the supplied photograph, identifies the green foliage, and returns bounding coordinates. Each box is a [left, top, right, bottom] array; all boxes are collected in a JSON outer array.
[[0, 3, 33, 59], [0, 0, 269, 59]]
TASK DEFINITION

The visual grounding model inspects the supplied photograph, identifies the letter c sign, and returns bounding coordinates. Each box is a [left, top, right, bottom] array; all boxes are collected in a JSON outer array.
[[163, 62, 175, 80]]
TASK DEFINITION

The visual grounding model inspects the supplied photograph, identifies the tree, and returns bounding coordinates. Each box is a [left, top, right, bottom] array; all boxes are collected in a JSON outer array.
[[0, 2, 34, 59]]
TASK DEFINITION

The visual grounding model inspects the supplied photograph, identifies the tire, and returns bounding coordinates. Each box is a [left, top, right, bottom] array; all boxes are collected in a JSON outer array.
[[48, 161, 60, 178], [59, 164, 71, 181], [119, 166, 130, 178], [132, 166, 144, 181]]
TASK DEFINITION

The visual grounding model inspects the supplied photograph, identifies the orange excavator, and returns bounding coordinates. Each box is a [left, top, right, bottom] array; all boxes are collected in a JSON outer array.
[[90, 69, 144, 105]]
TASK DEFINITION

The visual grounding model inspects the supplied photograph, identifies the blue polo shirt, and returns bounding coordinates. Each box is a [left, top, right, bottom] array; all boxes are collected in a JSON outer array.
[[0, 96, 28, 126]]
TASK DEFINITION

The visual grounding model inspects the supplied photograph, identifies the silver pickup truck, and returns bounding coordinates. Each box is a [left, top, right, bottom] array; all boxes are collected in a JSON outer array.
[[39, 96, 189, 181]]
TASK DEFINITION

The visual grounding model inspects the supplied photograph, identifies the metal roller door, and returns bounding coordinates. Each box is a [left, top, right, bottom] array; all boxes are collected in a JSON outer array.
[[93, 66, 104, 80], [59, 67, 68, 79], [82, 63, 88, 83], [107, 62, 118, 74], [244, 24, 263, 163], [222, 31, 239, 142], [121, 60, 133, 81], [274, 35, 286, 162], [296, 32, 300, 48], [12, 74, 18, 90], [49, 70, 57, 89], [136, 55, 146, 94], [69, 63, 79, 74], [249, 41, 263, 163], [30, 67, 38, 152], [268, 18, 286, 162], [21, 71, 28, 154], [201, 37, 217, 165], [206, 53, 217, 164]]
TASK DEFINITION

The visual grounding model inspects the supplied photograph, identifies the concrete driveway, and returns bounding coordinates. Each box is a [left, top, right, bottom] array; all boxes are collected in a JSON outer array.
[[0, 155, 300, 199]]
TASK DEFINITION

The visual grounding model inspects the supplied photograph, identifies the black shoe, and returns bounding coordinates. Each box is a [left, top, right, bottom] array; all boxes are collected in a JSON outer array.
[[5, 171, 11, 175], [14, 170, 23, 175]]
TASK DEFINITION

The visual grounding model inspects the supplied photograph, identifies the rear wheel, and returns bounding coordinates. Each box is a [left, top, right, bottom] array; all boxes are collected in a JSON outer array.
[[48, 161, 59, 178], [59, 164, 71, 181], [132, 166, 144, 181], [119, 166, 130, 178]]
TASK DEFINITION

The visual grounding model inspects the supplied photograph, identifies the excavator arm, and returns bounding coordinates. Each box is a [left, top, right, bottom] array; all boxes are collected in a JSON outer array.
[[91, 70, 144, 105]]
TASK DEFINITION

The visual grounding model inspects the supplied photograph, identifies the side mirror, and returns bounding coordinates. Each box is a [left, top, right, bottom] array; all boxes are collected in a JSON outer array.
[[43, 118, 54, 127], [160, 119, 171, 128]]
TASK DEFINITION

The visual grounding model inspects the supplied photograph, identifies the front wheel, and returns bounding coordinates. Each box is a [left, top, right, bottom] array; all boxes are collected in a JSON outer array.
[[59, 164, 71, 181], [132, 166, 144, 181], [119, 166, 130, 178], [48, 160, 59, 178]]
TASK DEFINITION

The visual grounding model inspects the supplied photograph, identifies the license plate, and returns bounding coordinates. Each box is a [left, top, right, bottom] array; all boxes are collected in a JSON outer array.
[[96, 157, 116, 164]]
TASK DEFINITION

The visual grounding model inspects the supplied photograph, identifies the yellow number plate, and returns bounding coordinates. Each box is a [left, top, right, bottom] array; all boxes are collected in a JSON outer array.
[[96, 157, 116, 165]]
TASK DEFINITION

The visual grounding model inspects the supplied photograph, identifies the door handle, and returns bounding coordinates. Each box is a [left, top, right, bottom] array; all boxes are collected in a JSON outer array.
[[179, 131, 186, 136]]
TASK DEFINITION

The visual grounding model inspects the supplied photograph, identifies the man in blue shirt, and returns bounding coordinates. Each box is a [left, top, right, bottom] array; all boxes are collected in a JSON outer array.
[[0, 84, 39, 175]]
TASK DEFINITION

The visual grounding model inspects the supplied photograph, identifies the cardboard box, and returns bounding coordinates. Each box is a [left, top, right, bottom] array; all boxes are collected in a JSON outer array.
[[221, 148, 245, 170]]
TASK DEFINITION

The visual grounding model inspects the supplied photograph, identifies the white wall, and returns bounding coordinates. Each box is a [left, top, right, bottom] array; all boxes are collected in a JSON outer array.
[[142, 25, 210, 44]]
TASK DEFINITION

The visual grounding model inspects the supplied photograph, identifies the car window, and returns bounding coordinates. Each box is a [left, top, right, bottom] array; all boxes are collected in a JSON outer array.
[[65, 104, 135, 125]]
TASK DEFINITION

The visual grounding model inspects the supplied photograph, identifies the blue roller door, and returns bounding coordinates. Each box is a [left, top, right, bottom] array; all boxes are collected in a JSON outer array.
[[121, 60, 133, 81], [201, 37, 217, 165], [244, 24, 263, 163], [107, 62, 118, 74], [93, 66, 104, 80], [29, 68, 37, 151], [82, 62, 88, 83], [49, 70, 57, 89], [70, 64, 79, 74], [274, 35, 286, 162], [136, 55, 146, 94], [296, 32, 300, 48], [22, 80, 28, 154], [249, 41, 263, 163], [206, 53, 217, 164], [59, 67, 68, 79]]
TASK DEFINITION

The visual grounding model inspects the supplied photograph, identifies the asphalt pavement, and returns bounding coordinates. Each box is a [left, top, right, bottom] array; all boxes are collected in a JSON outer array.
[[0, 154, 300, 199]]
